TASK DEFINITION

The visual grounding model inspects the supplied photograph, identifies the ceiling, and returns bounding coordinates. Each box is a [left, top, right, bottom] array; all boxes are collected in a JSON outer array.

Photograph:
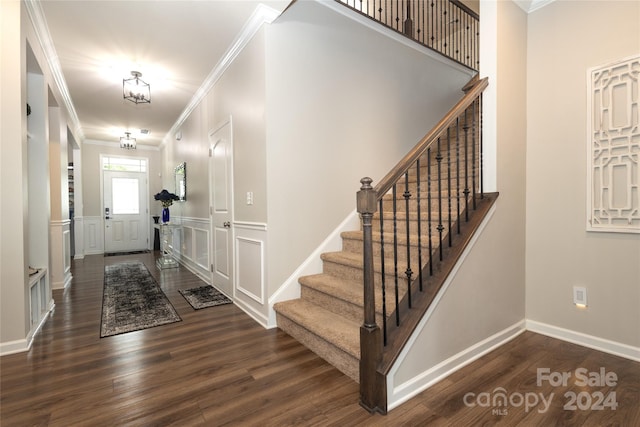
[[37, 0, 290, 148]]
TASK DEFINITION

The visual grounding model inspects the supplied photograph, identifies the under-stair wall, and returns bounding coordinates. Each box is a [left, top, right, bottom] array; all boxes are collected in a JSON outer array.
[[265, 0, 474, 325]]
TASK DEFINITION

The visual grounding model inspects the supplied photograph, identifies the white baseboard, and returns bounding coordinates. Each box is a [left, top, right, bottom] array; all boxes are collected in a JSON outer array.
[[234, 296, 269, 329], [526, 319, 640, 362], [1, 300, 55, 356], [0, 338, 30, 356], [387, 320, 526, 411]]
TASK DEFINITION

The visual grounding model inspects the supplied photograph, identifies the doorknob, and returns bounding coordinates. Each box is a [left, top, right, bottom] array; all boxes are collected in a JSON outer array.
[[223, 221, 231, 228]]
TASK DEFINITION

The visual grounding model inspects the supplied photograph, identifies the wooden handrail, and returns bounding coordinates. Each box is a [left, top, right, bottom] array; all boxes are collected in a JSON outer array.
[[374, 77, 488, 198], [359, 75, 489, 413]]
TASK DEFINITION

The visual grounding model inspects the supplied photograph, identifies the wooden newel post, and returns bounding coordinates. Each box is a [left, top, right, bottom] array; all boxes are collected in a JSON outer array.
[[357, 177, 385, 413]]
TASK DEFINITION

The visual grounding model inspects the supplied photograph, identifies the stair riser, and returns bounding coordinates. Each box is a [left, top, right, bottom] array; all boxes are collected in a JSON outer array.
[[371, 215, 463, 234], [382, 194, 472, 212], [342, 236, 436, 269], [300, 285, 385, 325], [276, 313, 359, 383], [322, 258, 411, 290]]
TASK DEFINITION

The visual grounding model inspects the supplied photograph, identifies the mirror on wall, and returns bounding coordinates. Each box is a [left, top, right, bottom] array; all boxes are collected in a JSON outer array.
[[175, 162, 186, 201]]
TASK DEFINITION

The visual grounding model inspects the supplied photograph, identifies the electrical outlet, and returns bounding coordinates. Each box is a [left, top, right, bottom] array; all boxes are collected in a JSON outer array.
[[246, 191, 253, 205], [573, 286, 587, 307]]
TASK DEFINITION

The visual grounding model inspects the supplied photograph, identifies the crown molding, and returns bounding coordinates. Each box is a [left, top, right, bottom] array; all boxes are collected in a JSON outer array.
[[24, 0, 85, 143], [514, 0, 556, 14], [161, 3, 281, 149]]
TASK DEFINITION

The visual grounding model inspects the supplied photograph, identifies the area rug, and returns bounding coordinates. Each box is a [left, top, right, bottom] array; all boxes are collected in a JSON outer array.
[[178, 286, 232, 310], [101, 261, 181, 337]]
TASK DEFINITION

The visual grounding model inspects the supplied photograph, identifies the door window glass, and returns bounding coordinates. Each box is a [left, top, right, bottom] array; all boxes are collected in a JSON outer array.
[[102, 157, 147, 172], [112, 178, 139, 214]]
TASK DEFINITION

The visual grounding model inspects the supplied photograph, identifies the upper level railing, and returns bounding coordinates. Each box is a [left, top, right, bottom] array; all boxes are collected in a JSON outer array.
[[357, 76, 489, 413], [337, 0, 479, 70]]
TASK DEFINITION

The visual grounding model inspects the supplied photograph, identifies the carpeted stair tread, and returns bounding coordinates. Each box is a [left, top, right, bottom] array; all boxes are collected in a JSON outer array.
[[299, 273, 386, 319], [300, 274, 362, 305], [321, 250, 364, 267], [341, 229, 444, 248], [274, 299, 360, 359]]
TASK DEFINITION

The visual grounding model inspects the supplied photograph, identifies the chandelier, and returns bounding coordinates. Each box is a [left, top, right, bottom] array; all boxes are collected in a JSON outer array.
[[123, 71, 150, 104], [120, 132, 136, 150]]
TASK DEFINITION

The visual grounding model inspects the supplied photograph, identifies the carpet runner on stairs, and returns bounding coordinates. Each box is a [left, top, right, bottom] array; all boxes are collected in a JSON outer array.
[[274, 139, 479, 382]]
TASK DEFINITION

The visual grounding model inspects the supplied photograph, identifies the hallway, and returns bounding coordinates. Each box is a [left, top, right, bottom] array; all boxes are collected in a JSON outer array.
[[1, 253, 638, 425]]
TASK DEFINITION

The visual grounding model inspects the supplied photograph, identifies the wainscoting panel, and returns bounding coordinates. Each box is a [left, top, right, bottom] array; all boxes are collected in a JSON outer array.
[[236, 237, 264, 304], [194, 228, 209, 271], [83, 216, 103, 255], [73, 216, 84, 259], [171, 217, 210, 283], [50, 220, 72, 289], [233, 222, 269, 327]]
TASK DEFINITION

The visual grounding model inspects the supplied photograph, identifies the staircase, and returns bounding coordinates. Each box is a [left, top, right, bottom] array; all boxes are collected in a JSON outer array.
[[273, 153, 457, 382], [273, 79, 495, 396]]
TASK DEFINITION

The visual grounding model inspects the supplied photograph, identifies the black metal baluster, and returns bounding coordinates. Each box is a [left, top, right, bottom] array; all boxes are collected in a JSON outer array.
[[463, 109, 470, 222], [443, 3, 448, 58], [378, 198, 387, 346], [427, 147, 433, 276], [447, 127, 452, 247], [416, 158, 424, 292], [479, 94, 484, 199], [436, 138, 444, 261], [430, 1, 434, 48], [472, 99, 477, 210], [403, 172, 412, 309], [392, 184, 400, 326], [456, 116, 461, 234]]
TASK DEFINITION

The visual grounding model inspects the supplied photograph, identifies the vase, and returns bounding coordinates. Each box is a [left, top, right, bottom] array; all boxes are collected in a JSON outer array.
[[162, 207, 170, 223]]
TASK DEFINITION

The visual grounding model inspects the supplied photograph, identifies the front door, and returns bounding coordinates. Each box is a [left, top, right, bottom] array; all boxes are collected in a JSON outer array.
[[209, 119, 233, 297], [103, 170, 149, 253]]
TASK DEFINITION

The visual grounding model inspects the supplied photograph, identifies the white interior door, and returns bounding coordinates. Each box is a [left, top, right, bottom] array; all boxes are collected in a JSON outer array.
[[103, 170, 148, 253], [209, 120, 233, 297]]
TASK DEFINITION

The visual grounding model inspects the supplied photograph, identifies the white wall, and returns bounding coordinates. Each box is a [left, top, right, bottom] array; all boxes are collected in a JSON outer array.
[[0, 0, 30, 347], [526, 0, 640, 350], [264, 0, 474, 297]]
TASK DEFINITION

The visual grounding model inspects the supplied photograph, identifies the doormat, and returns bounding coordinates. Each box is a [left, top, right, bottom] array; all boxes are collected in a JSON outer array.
[[104, 250, 150, 257], [179, 286, 232, 310], [101, 261, 181, 337]]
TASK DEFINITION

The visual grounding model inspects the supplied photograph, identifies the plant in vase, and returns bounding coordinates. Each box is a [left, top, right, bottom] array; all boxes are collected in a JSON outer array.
[[154, 189, 180, 223]]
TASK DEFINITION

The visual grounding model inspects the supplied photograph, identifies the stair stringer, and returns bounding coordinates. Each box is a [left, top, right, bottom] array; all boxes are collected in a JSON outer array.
[[266, 210, 360, 328], [384, 203, 525, 410]]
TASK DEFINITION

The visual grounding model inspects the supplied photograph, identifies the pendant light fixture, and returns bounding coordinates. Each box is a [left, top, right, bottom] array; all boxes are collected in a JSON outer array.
[[123, 71, 150, 104], [120, 132, 136, 150]]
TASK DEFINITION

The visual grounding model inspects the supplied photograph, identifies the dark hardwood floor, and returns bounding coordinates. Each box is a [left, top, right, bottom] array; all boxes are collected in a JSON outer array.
[[1, 252, 638, 426]]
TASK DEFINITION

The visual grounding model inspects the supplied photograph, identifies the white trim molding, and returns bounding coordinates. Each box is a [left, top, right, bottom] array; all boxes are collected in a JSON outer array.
[[50, 219, 72, 289], [388, 321, 526, 411], [586, 54, 640, 233], [170, 216, 210, 283], [526, 320, 640, 362], [233, 222, 269, 328], [24, 0, 84, 143], [164, 4, 281, 147], [83, 216, 104, 255]]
